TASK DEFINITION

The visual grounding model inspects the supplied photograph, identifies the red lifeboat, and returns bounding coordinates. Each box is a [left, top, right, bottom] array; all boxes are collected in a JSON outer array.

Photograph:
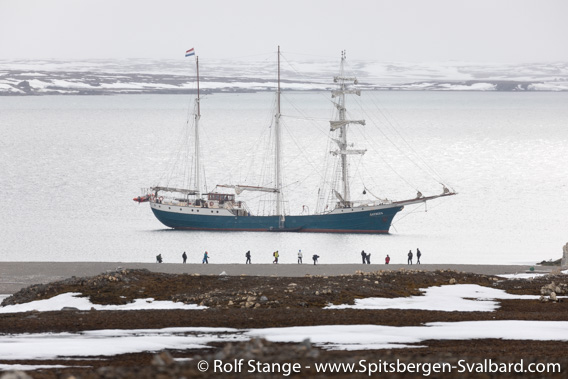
[[133, 194, 151, 203]]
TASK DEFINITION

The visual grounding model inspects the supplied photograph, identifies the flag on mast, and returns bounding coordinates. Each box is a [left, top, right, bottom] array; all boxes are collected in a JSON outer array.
[[185, 48, 195, 57]]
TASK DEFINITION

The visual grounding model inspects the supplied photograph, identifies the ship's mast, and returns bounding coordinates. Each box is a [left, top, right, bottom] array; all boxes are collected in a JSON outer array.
[[275, 46, 284, 225], [338, 53, 349, 202], [195, 56, 201, 198], [330, 50, 366, 207]]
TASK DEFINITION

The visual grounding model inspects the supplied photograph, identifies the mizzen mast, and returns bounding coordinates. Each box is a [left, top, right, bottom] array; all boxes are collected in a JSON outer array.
[[194, 55, 202, 198]]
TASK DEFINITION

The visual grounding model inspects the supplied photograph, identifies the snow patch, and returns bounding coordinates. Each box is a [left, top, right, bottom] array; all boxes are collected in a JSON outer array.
[[325, 284, 538, 312], [0, 364, 74, 371], [497, 273, 547, 279], [0, 292, 206, 313], [0, 327, 243, 360], [246, 321, 568, 350], [1, 321, 567, 361], [529, 83, 568, 91]]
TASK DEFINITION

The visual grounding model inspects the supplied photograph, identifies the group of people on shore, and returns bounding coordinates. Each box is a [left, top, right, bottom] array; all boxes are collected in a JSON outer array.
[[297, 249, 319, 265], [275, 249, 319, 265], [157, 251, 209, 264], [156, 249, 321, 265], [364, 248, 422, 265], [360, 250, 372, 264], [156, 247, 422, 265], [407, 248, 422, 264], [381, 248, 421, 265]]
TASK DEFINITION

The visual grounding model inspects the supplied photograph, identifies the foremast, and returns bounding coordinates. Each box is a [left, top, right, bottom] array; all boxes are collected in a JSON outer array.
[[148, 52, 204, 200], [330, 51, 366, 208]]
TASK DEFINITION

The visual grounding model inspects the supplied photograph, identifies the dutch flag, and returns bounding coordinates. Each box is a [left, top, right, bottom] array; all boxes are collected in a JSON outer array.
[[185, 48, 195, 57]]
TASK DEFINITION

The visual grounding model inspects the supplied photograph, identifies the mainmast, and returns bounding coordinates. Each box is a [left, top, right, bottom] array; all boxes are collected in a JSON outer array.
[[275, 46, 284, 226], [194, 55, 201, 198], [330, 50, 366, 207]]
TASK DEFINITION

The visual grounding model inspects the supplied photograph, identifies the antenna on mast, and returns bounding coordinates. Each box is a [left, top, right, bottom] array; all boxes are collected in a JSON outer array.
[[196, 56, 201, 117], [277, 46, 281, 114]]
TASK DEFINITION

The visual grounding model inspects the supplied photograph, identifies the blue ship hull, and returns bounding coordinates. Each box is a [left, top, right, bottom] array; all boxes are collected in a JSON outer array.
[[150, 205, 404, 234]]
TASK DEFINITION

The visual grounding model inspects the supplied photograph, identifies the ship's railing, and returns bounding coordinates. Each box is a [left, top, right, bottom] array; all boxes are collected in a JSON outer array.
[[147, 189, 255, 215], [341, 199, 393, 208], [224, 200, 253, 216], [151, 194, 199, 207]]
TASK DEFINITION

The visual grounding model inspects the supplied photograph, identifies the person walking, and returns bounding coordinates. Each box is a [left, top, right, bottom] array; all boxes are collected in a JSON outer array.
[[385, 254, 390, 264], [202, 251, 209, 264], [366, 253, 371, 264], [297, 250, 303, 264], [312, 254, 319, 265], [361, 250, 367, 264], [182, 251, 187, 264], [273, 250, 279, 264], [156, 254, 163, 263], [407, 250, 413, 265], [416, 248, 422, 264], [245, 250, 251, 264]]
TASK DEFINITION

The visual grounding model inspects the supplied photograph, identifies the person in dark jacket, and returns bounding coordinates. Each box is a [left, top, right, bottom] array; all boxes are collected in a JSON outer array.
[[245, 250, 251, 264], [407, 250, 413, 264], [312, 254, 319, 265], [156, 254, 163, 263], [182, 251, 187, 264], [416, 248, 422, 264], [361, 250, 367, 264]]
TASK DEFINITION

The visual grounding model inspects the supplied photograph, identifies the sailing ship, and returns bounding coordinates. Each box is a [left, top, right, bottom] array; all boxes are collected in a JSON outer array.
[[134, 47, 455, 233]]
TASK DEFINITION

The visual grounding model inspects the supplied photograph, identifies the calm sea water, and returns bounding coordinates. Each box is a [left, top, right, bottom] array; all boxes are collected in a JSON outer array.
[[1, 92, 566, 265]]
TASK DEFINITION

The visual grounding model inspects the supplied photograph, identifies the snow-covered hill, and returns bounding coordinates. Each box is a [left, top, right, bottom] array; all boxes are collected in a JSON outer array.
[[1, 59, 567, 95]]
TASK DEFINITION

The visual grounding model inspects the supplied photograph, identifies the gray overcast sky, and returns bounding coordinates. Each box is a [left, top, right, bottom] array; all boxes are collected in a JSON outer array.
[[0, 0, 566, 62]]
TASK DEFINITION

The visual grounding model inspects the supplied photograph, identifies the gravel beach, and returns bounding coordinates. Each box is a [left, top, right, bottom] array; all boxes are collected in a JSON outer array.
[[0, 262, 548, 294]]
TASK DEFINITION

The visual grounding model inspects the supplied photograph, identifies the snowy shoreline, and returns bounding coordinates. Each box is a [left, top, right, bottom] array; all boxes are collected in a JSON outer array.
[[2, 59, 567, 95]]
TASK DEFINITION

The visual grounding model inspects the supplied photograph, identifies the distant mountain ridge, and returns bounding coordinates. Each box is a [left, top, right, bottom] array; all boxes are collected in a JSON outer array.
[[1, 59, 567, 95]]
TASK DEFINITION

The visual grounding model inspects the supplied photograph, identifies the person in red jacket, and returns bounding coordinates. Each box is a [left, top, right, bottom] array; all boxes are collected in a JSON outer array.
[[385, 254, 390, 264]]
